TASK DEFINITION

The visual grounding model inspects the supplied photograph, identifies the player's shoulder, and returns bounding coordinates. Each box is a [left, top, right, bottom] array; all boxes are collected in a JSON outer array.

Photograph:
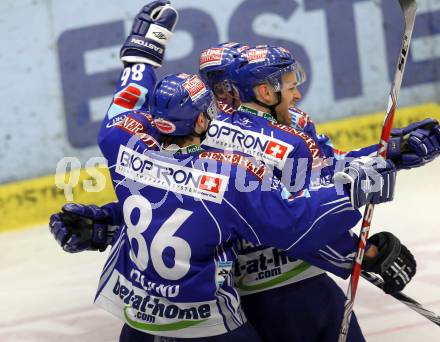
[[267, 119, 309, 141], [229, 108, 310, 146], [266, 120, 320, 159], [107, 110, 160, 150], [197, 150, 269, 182]]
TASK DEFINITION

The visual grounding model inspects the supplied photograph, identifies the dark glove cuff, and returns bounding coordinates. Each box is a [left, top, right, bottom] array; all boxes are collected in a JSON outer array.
[[387, 136, 402, 161], [120, 35, 164, 64], [90, 223, 110, 252], [363, 232, 401, 273]]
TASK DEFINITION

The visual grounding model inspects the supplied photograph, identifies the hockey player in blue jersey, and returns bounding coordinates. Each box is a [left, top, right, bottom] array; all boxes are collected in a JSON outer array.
[[55, 70, 401, 341], [49, 2, 438, 340], [49, 3, 404, 339], [198, 43, 369, 341], [48, 2, 393, 340], [64, 69, 402, 340], [198, 43, 440, 341]]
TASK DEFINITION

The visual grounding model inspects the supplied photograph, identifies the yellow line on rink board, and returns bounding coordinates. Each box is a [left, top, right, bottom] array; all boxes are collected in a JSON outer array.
[[0, 167, 116, 232], [0, 102, 439, 232], [315, 102, 440, 152]]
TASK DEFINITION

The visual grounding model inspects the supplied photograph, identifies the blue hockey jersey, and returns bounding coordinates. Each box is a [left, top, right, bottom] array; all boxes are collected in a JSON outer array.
[[94, 65, 362, 337], [202, 104, 377, 294]]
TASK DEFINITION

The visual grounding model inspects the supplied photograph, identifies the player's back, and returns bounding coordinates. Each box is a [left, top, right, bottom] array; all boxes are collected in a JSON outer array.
[[96, 129, 258, 337], [96, 104, 361, 336], [112, 147, 236, 295]]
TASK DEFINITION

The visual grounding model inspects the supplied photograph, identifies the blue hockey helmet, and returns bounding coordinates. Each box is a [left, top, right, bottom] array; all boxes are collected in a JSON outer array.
[[230, 46, 307, 102], [149, 73, 218, 136], [198, 42, 250, 89]]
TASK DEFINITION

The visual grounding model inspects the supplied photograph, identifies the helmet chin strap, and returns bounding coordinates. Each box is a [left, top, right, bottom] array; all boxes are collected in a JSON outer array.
[[253, 91, 282, 120], [191, 112, 212, 142], [229, 85, 241, 109]]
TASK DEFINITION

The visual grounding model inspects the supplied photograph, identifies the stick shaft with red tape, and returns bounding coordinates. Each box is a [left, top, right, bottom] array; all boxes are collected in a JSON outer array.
[[338, 1, 417, 341]]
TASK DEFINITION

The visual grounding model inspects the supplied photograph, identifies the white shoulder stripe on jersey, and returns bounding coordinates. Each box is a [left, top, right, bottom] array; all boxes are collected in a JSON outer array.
[[197, 160, 224, 247], [97, 239, 126, 297], [200, 198, 222, 245], [320, 196, 350, 206], [219, 243, 228, 262], [319, 247, 355, 263], [103, 228, 125, 272], [323, 245, 356, 261], [286, 201, 352, 251], [223, 198, 262, 245], [331, 207, 356, 215], [317, 251, 353, 269], [214, 245, 226, 264]]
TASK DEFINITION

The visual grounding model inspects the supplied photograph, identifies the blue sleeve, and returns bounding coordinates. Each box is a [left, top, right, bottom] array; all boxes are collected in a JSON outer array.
[[318, 133, 378, 160], [317, 134, 379, 176], [96, 63, 158, 236], [300, 231, 358, 278], [101, 201, 124, 246], [345, 145, 378, 158], [98, 63, 157, 141], [300, 228, 377, 279], [97, 62, 160, 167], [320, 134, 378, 160], [228, 169, 362, 258]]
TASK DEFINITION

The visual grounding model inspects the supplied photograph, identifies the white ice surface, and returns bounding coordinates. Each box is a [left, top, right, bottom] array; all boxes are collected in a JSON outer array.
[[1, 161, 439, 341]]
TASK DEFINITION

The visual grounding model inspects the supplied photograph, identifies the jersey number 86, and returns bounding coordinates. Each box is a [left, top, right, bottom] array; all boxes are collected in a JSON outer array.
[[124, 195, 192, 281]]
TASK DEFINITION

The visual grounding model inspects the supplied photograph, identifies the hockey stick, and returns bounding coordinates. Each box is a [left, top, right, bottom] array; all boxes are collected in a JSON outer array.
[[361, 271, 440, 327], [338, 1, 417, 341]]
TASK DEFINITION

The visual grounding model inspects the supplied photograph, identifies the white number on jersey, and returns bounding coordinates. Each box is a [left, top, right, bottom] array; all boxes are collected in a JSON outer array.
[[123, 195, 192, 281], [120, 64, 146, 86]]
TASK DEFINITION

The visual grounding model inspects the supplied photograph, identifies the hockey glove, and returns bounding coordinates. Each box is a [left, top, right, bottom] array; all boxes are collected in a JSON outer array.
[[333, 156, 396, 209], [49, 203, 117, 253], [120, 1, 179, 67], [387, 118, 440, 170], [363, 232, 416, 294]]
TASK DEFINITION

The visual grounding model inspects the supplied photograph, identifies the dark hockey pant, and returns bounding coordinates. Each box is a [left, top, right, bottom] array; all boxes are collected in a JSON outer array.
[[241, 273, 365, 342], [119, 320, 263, 341]]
